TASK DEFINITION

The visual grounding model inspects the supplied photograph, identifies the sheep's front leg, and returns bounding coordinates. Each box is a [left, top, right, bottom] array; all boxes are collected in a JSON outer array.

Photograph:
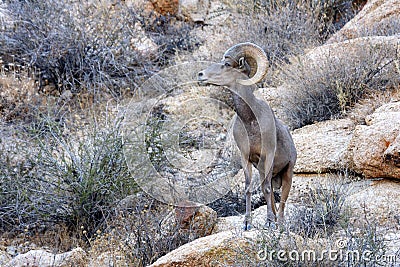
[[243, 160, 253, 230], [261, 167, 276, 227]]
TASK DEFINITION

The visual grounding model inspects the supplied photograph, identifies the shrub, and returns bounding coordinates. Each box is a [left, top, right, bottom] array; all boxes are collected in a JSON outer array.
[[289, 174, 351, 238], [32, 116, 137, 235], [0, 113, 137, 238], [344, 219, 388, 266], [0, 144, 38, 233], [228, 0, 356, 79], [89, 196, 192, 266], [0, 0, 197, 98], [280, 41, 400, 128]]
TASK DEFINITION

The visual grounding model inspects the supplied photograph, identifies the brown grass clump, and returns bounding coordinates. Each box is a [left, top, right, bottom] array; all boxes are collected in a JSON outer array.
[[0, 72, 41, 123]]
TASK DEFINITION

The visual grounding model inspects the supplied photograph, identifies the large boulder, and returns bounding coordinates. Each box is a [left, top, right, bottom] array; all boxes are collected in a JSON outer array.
[[345, 178, 400, 226], [161, 201, 218, 240], [327, 0, 400, 43], [6, 248, 86, 267], [306, 35, 400, 67], [148, 228, 315, 267], [347, 102, 400, 179], [292, 119, 355, 173], [148, 230, 256, 267]]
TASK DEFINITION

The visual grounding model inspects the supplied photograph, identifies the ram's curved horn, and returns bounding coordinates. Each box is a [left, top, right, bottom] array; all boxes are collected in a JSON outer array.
[[223, 42, 269, 85]]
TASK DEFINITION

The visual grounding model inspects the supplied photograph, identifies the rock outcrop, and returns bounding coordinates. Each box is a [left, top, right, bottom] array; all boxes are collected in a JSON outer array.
[[345, 178, 400, 226], [148, 230, 256, 267], [6, 248, 86, 267], [148, 174, 400, 267], [327, 0, 400, 43], [290, 101, 400, 178], [292, 119, 355, 173], [347, 102, 400, 179], [161, 201, 218, 240]]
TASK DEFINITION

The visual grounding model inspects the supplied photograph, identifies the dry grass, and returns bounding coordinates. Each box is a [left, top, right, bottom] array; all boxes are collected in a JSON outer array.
[[279, 41, 400, 129], [0, 0, 198, 99], [0, 72, 41, 123]]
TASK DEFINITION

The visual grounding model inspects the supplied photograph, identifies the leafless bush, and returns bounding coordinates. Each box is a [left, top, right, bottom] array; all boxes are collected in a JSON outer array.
[[0, 0, 197, 98], [289, 174, 351, 238], [280, 42, 400, 129], [230, 0, 356, 80], [0, 114, 137, 238], [89, 195, 192, 266]]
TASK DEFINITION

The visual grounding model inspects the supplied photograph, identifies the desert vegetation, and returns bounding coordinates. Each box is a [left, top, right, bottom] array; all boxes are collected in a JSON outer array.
[[0, 0, 399, 266]]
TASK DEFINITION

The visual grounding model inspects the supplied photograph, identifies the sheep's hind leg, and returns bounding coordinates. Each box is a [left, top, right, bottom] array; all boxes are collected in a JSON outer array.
[[261, 167, 276, 228], [277, 163, 293, 224], [243, 161, 253, 230]]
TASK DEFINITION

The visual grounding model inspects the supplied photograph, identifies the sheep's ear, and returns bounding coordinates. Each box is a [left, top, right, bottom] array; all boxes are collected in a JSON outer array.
[[238, 57, 246, 69]]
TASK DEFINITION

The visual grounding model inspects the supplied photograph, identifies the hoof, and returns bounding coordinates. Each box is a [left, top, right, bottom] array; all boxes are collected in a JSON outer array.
[[264, 218, 277, 229], [243, 217, 252, 231], [264, 222, 276, 229], [243, 222, 252, 231]]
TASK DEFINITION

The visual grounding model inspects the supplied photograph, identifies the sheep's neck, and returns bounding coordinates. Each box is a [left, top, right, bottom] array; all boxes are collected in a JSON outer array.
[[231, 85, 257, 123]]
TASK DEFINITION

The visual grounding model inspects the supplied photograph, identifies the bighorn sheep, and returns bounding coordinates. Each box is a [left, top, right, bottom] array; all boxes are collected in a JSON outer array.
[[198, 42, 297, 229]]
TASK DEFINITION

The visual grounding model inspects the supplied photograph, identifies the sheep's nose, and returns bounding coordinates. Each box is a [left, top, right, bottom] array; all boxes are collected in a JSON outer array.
[[198, 71, 204, 78]]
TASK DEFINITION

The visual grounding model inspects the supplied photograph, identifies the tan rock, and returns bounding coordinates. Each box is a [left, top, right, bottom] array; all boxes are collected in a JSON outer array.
[[161, 201, 218, 240], [347, 102, 400, 179], [307, 36, 400, 66], [150, 0, 179, 16], [327, 0, 400, 43], [345, 179, 400, 226], [179, 0, 211, 22], [149, 226, 325, 267], [6, 247, 86, 267], [148, 230, 255, 267], [130, 22, 158, 57], [149, 174, 400, 266], [212, 205, 271, 234], [292, 119, 355, 173]]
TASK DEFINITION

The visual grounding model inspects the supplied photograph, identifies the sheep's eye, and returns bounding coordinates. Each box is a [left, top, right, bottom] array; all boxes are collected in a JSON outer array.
[[224, 62, 231, 67]]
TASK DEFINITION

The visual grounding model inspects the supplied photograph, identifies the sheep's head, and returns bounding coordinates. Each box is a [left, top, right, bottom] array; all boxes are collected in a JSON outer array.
[[198, 42, 269, 86]]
